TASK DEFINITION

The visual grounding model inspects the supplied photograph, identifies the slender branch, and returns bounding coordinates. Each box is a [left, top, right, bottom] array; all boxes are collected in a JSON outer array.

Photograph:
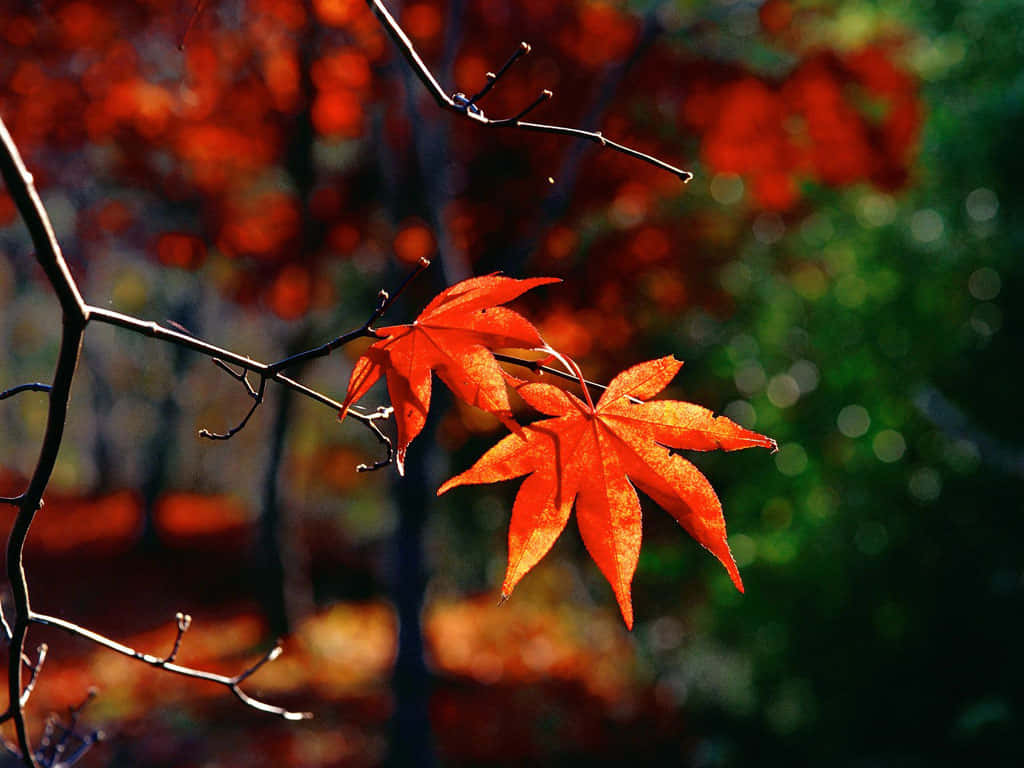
[[164, 613, 192, 664], [34, 689, 103, 768], [494, 352, 643, 404], [354, 406, 396, 472], [0, 646, 48, 727], [198, 376, 267, 440], [467, 42, 530, 106], [212, 359, 260, 398], [491, 90, 553, 125], [0, 383, 52, 401], [266, 256, 432, 376], [18, 645, 46, 709], [1, 115, 90, 768], [365, 0, 693, 181], [86, 306, 393, 460], [30, 613, 312, 721]]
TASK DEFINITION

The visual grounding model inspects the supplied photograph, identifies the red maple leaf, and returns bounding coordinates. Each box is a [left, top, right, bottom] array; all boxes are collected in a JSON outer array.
[[340, 274, 559, 472], [437, 356, 776, 628]]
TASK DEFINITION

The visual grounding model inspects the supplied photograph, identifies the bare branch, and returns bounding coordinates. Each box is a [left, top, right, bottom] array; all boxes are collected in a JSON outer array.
[[211, 359, 260, 398], [266, 256, 432, 376], [163, 613, 192, 664], [467, 41, 530, 106], [355, 406, 396, 472], [34, 689, 103, 768], [85, 308, 392, 459], [365, 0, 693, 181], [491, 89, 553, 125], [493, 352, 643, 404], [30, 612, 312, 721], [0, 383, 52, 401], [198, 376, 267, 441], [2, 113, 89, 768], [18, 645, 46, 709], [0, 646, 48, 726], [1, 602, 11, 642]]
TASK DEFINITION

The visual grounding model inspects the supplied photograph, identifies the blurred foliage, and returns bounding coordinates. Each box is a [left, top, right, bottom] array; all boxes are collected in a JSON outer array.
[[1, 0, 1022, 765]]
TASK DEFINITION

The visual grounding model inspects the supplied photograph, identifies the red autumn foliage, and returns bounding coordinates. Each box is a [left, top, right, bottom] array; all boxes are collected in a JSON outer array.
[[439, 356, 776, 628], [684, 46, 922, 209], [340, 275, 559, 471]]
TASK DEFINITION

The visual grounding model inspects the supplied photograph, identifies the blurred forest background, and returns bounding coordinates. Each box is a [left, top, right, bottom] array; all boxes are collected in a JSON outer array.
[[1, 0, 1021, 765]]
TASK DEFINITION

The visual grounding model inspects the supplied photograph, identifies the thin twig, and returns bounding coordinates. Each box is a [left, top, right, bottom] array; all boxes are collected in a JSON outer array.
[[212, 359, 260, 398], [30, 612, 311, 721], [0, 383, 52, 401], [163, 613, 192, 664], [266, 256, 432, 376], [198, 376, 267, 440], [85, 306, 393, 462], [467, 41, 530, 106], [0, 646, 48, 727], [494, 352, 643, 403], [491, 90, 553, 125], [355, 406, 396, 472], [37, 689, 101, 768], [18, 645, 46, 708], [365, 0, 693, 181]]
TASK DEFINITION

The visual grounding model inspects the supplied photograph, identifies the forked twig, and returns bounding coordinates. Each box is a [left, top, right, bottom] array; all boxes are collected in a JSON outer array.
[[198, 375, 267, 440], [30, 612, 311, 721], [366, 0, 693, 181], [18, 645, 46, 708], [33, 689, 103, 768], [266, 256, 433, 376], [0, 645, 48, 726]]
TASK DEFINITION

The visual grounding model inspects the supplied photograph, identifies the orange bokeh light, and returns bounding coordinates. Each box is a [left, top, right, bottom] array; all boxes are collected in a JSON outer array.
[[393, 221, 435, 264]]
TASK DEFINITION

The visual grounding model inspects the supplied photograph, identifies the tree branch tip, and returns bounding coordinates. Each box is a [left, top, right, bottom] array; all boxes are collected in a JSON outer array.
[[175, 612, 193, 631], [356, 456, 391, 472], [267, 645, 284, 663], [284, 710, 314, 722], [418, 256, 432, 268], [542, 89, 553, 98]]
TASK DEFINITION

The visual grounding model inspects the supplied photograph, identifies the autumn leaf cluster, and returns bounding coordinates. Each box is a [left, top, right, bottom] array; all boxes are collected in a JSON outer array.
[[341, 275, 775, 627]]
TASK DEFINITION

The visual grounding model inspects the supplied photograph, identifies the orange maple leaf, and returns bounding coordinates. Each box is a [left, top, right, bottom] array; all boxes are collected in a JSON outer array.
[[340, 274, 559, 472], [437, 356, 776, 628]]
